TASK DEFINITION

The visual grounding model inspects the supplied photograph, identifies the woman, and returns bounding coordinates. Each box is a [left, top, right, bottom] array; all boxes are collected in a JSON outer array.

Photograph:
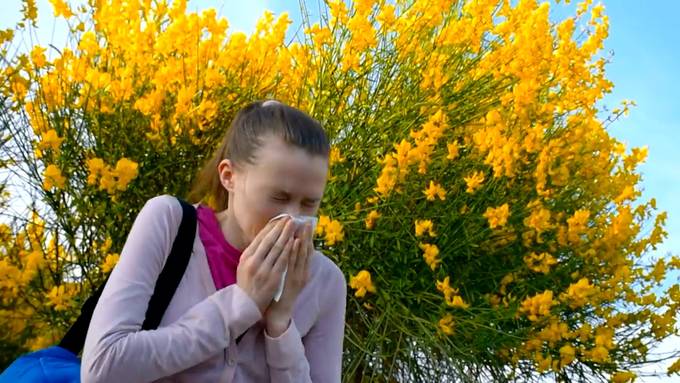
[[81, 100, 346, 382]]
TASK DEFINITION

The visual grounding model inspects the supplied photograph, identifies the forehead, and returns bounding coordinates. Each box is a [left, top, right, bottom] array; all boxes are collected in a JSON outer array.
[[247, 134, 328, 194]]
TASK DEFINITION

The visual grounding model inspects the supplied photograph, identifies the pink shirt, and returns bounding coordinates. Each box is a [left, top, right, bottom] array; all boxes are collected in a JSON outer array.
[[81, 195, 346, 382], [197, 204, 241, 290]]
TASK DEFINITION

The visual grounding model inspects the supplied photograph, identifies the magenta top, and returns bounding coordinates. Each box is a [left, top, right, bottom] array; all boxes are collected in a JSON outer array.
[[197, 204, 241, 290]]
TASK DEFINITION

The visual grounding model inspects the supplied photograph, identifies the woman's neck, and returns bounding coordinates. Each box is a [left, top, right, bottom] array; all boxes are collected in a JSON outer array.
[[214, 209, 247, 251]]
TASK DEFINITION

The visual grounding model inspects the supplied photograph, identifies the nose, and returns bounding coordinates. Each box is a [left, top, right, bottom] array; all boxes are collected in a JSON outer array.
[[282, 204, 300, 218]]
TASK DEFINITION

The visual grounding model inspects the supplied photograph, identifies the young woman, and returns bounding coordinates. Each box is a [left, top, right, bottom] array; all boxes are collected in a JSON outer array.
[[81, 100, 346, 382]]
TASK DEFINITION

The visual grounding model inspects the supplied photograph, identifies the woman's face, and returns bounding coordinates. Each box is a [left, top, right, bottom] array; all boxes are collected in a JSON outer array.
[[220, 133, 329, 246]]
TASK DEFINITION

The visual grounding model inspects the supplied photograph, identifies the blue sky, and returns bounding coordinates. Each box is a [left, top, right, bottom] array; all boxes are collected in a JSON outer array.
[[1, 0, 678, 378]]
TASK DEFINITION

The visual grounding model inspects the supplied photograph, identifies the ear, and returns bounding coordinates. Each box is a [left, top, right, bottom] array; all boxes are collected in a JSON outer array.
[[217, 159, 236, 192]]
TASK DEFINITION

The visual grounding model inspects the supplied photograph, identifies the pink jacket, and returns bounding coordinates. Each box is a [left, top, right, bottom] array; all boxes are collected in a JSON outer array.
[[81, 195, 347, 382]]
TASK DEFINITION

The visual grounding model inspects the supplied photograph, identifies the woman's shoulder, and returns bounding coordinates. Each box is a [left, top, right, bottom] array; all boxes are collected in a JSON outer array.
[[310, 249, 347, 291], [138, 194, 185, 220]]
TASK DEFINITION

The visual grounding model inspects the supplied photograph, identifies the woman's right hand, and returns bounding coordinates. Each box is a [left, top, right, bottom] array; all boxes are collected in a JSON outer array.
[[236, 216, 296, 314]]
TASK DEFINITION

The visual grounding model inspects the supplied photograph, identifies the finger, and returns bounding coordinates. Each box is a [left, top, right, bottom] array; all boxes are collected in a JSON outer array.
[[303, 227, 314, 278], [252, 217, 290, 264], [273, 237, 294, 274], [262, 221, 296, 271], [290, 238, 301, 270], [294, 224, 310, 271], [241, 218, 281, 260]]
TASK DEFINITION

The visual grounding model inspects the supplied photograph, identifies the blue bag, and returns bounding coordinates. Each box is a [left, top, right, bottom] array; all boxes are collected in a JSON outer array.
[[0, 197, 196, 383]]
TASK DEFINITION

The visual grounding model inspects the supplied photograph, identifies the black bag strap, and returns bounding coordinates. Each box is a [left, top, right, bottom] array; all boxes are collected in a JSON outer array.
[[58, 196, 197, 355]]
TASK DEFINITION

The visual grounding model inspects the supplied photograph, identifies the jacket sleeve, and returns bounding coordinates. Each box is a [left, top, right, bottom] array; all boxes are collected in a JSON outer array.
[[264, 256, 347, 383]]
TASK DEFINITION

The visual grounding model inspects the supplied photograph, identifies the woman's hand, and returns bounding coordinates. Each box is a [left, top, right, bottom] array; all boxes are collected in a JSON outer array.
[[264, 222, 314, 337], [236, 216, 296, 315]]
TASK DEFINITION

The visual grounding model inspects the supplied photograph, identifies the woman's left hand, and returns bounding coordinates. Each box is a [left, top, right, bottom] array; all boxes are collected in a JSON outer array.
[[264, 222, 313, 337]]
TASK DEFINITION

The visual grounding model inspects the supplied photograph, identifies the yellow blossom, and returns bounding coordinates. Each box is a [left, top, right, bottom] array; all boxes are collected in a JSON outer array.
[[611, 371, 636, 383], [423, 181, 446, 201], [519, 290, 556, 321], [317, 216, 344, 245], [43, 164, 66, 190], [438, 314, 455, 335], [587, 345, 610, 363], [349, 270, 376, 298], [668, 357, 680, 375], [365, 210, 380, 229], [329, 147, 345, 166], [113, 157, 139, 191], [46, 285, 71, 311], [559, 344, 576, 367], [446, 141, 459, 160], [463, 171, 485, 193], [414, 219, 436, 237], [38, 129, 64, 152], [562, 278, 597, 309], [101, 253, 120, 274], [483, 204, 510, 229], [446, 295, 470, 309], [49, 0, 74, 18], [30, 45, 47, 68], [419, 243, 441, 271], [523, 252, 558, 274]]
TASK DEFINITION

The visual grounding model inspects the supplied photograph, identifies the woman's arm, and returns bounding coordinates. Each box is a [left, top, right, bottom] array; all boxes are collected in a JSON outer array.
[[81, 195, 262, 383], [264, 257, 347, 382]]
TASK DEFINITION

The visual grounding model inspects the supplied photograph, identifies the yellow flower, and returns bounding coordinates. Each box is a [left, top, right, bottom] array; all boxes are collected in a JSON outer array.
[[587, 345, 610, 363], [43, 164, 66, 190], [519, 290, 555, 321], [414, 219, 436, 237], [483, 204, 510, 229], [423, 181, 446, 201], [446, 141, 459, 160], [325, 220, 345, 245], [365, 210, 380, 230], [523, 252, 558, 274], [446, 295, 470, 310], [419, 243, 441, 271], [611, 371, 636, 383], [567, 209, 590, 243], [436, 276, 455, 296], [316, 215, 331, 236], [349, 270, 376, 298], [101, 253, 120, 274], [113, 157, 139, 191], [559, 344, 576, 367], [46, 285, 71, 311], [86, 157, 105, 185], [562, 278, 597, 309], [523, 205, 552, 234], [533, 352, 553, 373], [317, 216, 344, 245], [329, 147, 345, 166], [30, 45, 47, 68], [99, 168, 117, 193], [38, 129, 64, 153], [463, 171, 484, 193], [438, 314, 455, 335], [668, 357, 680, 375], [49, 0, 74, 18]]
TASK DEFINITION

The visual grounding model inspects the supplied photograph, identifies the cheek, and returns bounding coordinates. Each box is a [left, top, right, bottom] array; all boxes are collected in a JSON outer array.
[[234, 186, 279, 242]]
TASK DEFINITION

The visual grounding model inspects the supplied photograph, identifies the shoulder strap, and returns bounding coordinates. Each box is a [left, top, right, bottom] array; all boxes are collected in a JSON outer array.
[[58, 196, 197, 354], [141, 197, 196, 330]]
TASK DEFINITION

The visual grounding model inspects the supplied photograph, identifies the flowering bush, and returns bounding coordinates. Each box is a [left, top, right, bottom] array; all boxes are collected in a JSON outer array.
[[0, 0, 678, 381]]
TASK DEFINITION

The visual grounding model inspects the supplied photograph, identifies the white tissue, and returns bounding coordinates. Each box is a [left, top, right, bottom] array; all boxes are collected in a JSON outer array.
[[268, 213, 318, 301]]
